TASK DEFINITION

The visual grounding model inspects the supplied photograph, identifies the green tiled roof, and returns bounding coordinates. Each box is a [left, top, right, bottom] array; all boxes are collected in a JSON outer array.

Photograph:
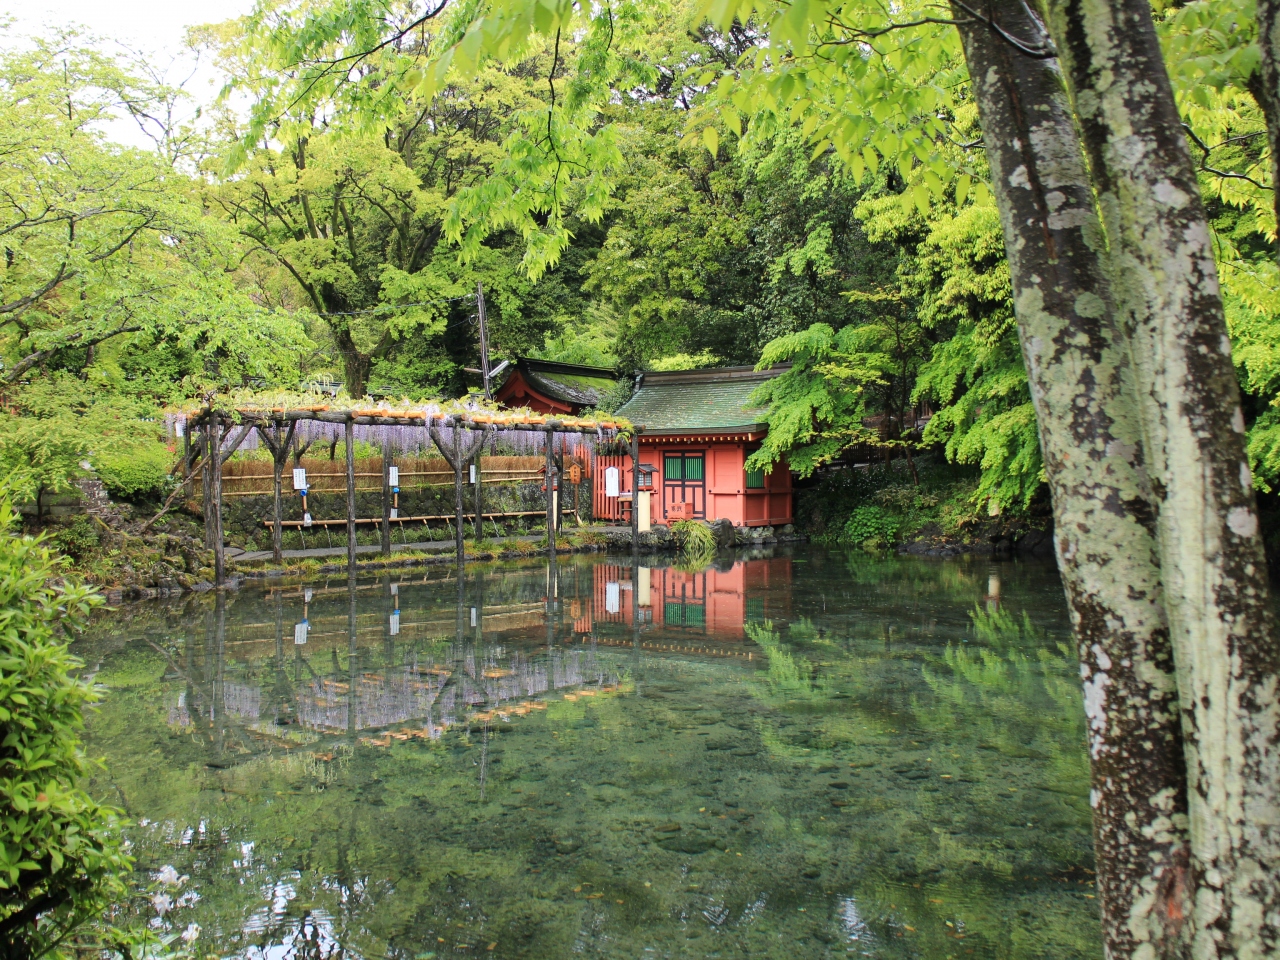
[[517, 359, 617, 407], [615, 366, 785, 433]]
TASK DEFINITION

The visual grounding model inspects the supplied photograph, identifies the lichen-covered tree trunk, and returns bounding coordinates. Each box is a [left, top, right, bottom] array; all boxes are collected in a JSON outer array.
[[953, 5, 1191, 954], [1043, 1, 1280, 954]]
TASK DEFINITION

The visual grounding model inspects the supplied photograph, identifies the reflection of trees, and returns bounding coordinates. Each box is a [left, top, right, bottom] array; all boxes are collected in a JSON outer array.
[[743, 561, 1098, 959]]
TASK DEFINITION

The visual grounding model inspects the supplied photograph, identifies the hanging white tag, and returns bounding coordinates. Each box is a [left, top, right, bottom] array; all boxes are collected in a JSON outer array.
[[389, 612, 400, 636], [605, 466, 619, 498], [303, 512, 312, 528], [470, 606, 477, 627], [390, 582, 398, 597], [304, 587, 313, 602], [606, 581, 620, 614], [292, 468, 307, 490], [388, 466, 399, 485], [390, 508, 398, 519], [175, 418, 185, 438], [294, 621, 308, 645]]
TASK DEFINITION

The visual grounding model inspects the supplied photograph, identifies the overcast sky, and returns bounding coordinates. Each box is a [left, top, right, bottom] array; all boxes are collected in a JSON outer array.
[[1, 0, 257, 146]]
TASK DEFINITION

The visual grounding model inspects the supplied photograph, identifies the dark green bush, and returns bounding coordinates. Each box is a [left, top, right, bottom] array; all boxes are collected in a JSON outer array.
[[0, 499, 130, 958], [842, 505, 901, 546], [94, 439, 172, 499]]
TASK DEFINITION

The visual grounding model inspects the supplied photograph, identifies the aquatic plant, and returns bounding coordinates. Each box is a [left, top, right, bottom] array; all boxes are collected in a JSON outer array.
[[670, 519, 716, 567]]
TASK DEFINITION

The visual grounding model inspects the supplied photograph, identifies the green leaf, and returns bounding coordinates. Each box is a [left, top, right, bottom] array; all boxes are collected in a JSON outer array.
[[702, 125, 720, 156]]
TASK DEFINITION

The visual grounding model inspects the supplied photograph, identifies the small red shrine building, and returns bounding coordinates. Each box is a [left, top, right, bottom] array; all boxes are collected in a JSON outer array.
[[493, 358, 617, 416], [601, 366, 793, 528]]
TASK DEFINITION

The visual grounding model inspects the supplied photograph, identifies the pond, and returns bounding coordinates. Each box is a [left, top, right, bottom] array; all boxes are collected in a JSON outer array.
[[75, 545, 1102, 959]]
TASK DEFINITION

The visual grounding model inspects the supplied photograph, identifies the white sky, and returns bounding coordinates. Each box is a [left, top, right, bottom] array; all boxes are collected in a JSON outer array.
[[1, 0, 258, 146]]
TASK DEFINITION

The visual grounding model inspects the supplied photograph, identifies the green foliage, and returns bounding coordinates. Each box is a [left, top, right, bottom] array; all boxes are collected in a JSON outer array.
[[0, 497, 129, 958], [94, 439, 173, 500], [50, 519, 100, 562], [841, 505, 901, 547], [0, 37, 312, 398], [0, 379, 170, 507]]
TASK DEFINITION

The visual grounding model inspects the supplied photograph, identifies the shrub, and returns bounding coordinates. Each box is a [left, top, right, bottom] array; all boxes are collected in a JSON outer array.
[[94, 438, 172, 500], [841, 505, 901, 547], [0, 497, 130, 958]]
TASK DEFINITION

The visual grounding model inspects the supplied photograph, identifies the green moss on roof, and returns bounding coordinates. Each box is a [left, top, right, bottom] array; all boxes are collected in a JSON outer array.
[[615, 367, 782, 433], [510, 359, 617, 407]]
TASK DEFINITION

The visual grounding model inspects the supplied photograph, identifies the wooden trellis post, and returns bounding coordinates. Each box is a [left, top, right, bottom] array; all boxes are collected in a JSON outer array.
[[545, 424, 557, 557], [471, 431, 486, 539], [630, 427, 641, 552], [210, 418, 254, 586], [212, 418, 225, 583], [202, 419, 214, 549], [345, 416, 357, 572], [255, 419, 297, 564], [381, 440, 392, 557]]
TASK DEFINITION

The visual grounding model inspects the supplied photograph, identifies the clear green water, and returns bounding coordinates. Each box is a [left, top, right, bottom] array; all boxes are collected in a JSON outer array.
[[75, 545, 1101, 959]]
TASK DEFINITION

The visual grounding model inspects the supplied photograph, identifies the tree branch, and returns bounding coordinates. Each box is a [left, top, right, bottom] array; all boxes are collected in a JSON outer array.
[[5, 325, 143, 382]]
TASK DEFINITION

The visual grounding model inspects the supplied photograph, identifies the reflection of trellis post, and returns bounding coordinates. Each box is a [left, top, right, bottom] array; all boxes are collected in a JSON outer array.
[[214, 590, 226, 756], [347, 578, 358, 738]]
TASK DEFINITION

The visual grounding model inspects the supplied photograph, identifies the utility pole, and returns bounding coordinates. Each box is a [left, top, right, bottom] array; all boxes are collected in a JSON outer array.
[[477, 282, 492, 399]]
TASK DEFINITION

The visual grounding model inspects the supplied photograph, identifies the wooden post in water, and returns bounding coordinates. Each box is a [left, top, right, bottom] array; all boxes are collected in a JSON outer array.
[[381, 440, 392, 557], [345, 416, 357, 573], [545, 425, 557, 557]]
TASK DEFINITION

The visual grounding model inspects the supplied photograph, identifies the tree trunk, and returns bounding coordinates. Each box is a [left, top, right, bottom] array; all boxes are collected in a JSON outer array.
[[1250, 0, 1280, 264], [332, 324, 371, 399], [1044, 1, 1280, 953], [954, 4, 1192, 953]]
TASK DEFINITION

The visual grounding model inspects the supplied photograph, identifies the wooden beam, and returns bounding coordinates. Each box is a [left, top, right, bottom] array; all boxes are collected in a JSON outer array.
[[345, 417, 357, 573]]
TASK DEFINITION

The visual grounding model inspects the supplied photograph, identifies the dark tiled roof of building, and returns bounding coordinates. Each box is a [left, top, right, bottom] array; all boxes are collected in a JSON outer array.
[[615, 366, 786, 434], [512, 359, 617, 407]]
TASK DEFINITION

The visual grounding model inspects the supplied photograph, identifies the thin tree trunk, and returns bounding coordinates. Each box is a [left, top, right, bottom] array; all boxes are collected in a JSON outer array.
[[1250, 0, 1280, 265], [1044, 2, 1280, 954], [954, 3, 1191, 953], [381, 442, 391, 557]]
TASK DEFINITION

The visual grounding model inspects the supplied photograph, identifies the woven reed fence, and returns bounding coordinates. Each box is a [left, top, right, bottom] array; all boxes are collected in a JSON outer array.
[[204, 456, 551, 499]]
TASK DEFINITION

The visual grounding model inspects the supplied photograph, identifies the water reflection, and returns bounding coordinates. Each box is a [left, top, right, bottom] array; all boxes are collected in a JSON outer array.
[[78, 547, 1101, 959]]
